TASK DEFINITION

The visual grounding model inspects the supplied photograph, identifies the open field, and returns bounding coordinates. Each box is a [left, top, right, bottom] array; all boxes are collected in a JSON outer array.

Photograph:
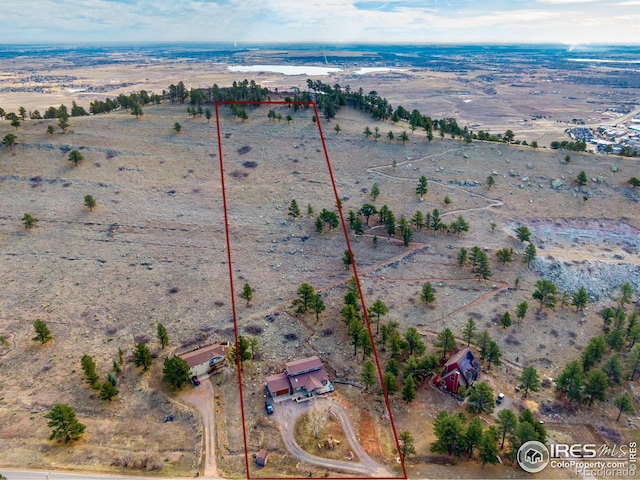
[[1, 50, 640, 478]]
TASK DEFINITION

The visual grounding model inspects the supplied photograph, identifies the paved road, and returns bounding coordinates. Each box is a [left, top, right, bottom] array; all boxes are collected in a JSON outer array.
[[273, 397, 395, 478], [180, 376, 218, 477], [0, 470, 222, 480]]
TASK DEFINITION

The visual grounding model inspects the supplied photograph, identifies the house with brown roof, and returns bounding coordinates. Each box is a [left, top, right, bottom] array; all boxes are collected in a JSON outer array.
[[265, 355, 334, 402], [178, 342, 228, 379], [439, 347, 481, 395]]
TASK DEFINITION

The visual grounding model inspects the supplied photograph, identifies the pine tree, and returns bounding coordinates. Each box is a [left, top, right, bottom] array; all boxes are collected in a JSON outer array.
[[157, 323, 169, 349], [44, 404, 86, 443], [614, 392, 634, 421], [499, 311, 512, 328], [81, 355, 100, 389], [99, 380, 119, 401], [402, 375, 416, 402], [421, 282, 436, 305], [399, 431, 416, 460], [415, 176, 428, 200], [162, 356, 191, 390], [523, 243, 537, 266], [288, 199, 300, 219], [572, 287, 589, 312], [361, 360, 377, 391], [519, 366, 540, 396], [133, 342, 153, 371], [457, 247, 468, 267], [516, 301, 529, 324], [32, 319, 52, 344], [240, 283, 253, 307], [435, 328, 456, 359], [462, 318, 477, 347]]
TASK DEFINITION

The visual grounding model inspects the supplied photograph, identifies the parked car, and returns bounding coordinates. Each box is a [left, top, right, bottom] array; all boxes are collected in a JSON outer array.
[[191, 376, 201, 386], [496, 392, 505, 405], [265, 399, 274, 414]]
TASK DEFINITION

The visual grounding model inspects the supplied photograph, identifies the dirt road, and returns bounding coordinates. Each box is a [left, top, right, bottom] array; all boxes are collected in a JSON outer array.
[[180, 378, 218, 478], [273, 397, 397, 478]]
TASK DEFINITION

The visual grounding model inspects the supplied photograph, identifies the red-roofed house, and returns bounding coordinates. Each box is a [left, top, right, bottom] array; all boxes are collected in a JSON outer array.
[[440, 348, 481, 395], [178, 342, 228, 379], [265, 355, 334, 401]]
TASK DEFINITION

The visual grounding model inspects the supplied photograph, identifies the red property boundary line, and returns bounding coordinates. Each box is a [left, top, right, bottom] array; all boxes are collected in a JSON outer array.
[[215, 100, 407, 480]]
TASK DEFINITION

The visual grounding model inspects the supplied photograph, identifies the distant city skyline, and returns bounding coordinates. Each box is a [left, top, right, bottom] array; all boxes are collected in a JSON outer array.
[[1, 0, 639, 45]]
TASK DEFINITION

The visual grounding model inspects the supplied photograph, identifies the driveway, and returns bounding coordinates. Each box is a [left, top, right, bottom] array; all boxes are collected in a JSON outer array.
[[273, 397, 396, 478], [181, 377, 218, 477]]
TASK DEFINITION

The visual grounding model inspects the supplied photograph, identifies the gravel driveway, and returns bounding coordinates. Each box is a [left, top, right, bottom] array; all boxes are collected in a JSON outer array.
[[273, 396, 396, 477]]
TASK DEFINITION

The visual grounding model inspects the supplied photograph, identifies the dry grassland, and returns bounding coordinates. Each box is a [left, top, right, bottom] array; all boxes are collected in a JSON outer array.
[[0, 98, 639, 478]]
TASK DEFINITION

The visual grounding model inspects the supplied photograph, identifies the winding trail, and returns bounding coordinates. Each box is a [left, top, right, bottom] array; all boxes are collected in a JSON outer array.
[[273, 398, 396, 478]]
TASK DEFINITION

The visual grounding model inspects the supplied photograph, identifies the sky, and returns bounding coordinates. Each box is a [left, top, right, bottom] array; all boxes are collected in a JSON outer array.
[[1, 0, 639, 45]]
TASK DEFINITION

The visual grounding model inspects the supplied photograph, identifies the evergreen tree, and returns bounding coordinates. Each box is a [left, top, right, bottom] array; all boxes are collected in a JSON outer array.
[[516, 301, 529, 324], [230, 335, 252, 370], [515, 225, 531, 243], [496, 409, 518, 449], [556, 360, 584, 403], [157, 323, 169, 349], [576, 171, 588, 186], [403, 327, 426, 357], [457, 247, 468, 267], [464, 417, 484, 458], [133, 342, 153, 371], [431, 410, 466, 457], [628, 344, 640, 380], [359, 203, 377, 225], [293, 283, 315, 314], [400, 215, 413, 246], [99, 380, 119, 401], [162, 356, 191, 390], [411, 210, 424, 229], [368, 299, 388, 335], [44, 404, 86, 443], [32, 319, 52, 344], [485, 341, 502, 370], [402, 375, 416, 402], [603, 354, 623, 385], [582, 336, 606, 371], [614, 391, 634, 421], [533, 279, 558, 309], [572, 287, 589, 312], [421, 282, 436, 305], [311, 294, 326, 321], [496, 247, 514, 265], [173, 122, 182, 133], [399, 431, 416, 460], [383, 371, 398, 395], [435, 328, 456, 359], [468, 382, 495, 414], [518, 366, 540, 396], [619, 283, 635, 308], [288, 199, 300, 219], [462, 318, 477, 347], [415, 175, 428, 200], [240, 283, 253, 307], [584, 369, 608, 406], [68, 149, 84, 166], [22, 213, 37, 229], [361, 360, 377, 391], [83, 194, 96, 212], [499, 311, 512, 328], [523, 243, 537, 266], [478, 427, 499, 467], [80, 354, 100, 389]]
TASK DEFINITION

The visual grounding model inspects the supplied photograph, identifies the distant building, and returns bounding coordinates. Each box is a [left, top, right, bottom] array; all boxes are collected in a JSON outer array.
[[265, 355, 334, 402], [439, 348, 481, 395], [178, 342, 228, 379]]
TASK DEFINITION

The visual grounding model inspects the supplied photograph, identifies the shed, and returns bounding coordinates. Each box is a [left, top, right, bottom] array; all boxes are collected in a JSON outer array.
[[256, 449, 268, 467]]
